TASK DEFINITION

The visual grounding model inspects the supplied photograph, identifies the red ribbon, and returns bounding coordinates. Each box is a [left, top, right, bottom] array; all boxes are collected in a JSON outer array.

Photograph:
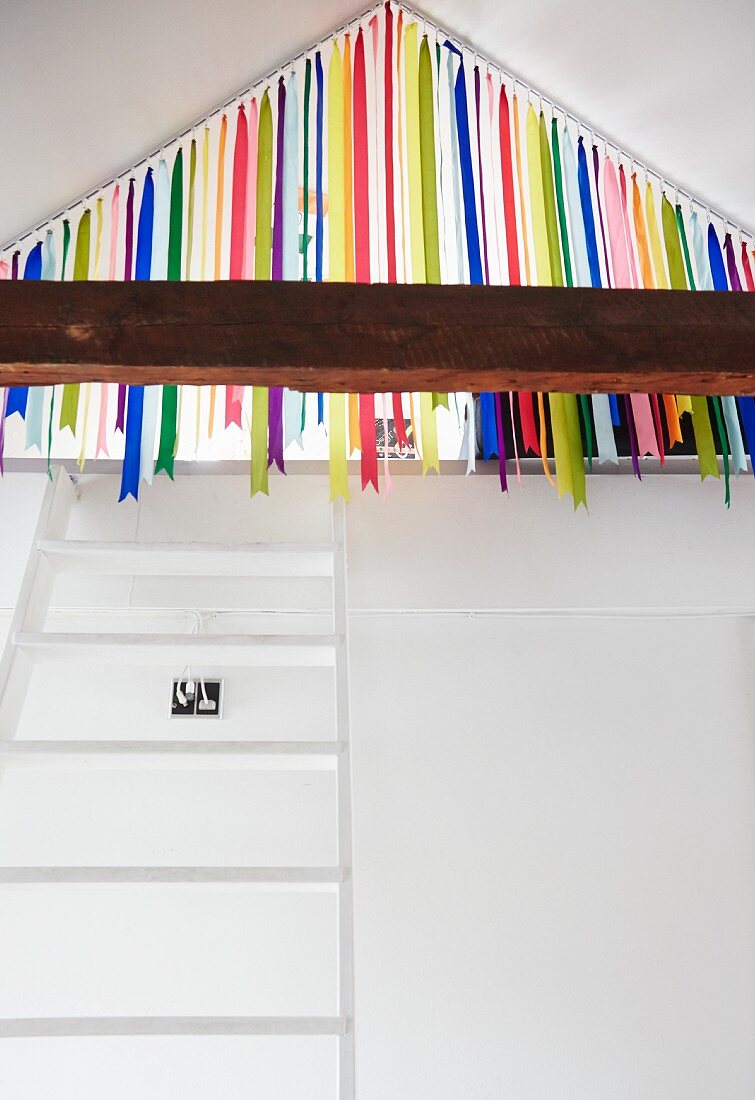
[[498, 86, 520, 285], [518, 394, 540, 455]]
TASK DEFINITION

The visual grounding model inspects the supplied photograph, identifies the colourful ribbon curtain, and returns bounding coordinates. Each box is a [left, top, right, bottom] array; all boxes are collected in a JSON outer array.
[[5, 1, 754, 508]]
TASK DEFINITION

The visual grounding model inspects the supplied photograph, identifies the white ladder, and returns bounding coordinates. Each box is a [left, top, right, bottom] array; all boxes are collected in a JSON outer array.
[[0, 467, 356, 1098]]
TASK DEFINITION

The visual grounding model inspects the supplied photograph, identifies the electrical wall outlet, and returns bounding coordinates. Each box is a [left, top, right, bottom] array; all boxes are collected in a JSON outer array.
[[170, 679, 224, 718]]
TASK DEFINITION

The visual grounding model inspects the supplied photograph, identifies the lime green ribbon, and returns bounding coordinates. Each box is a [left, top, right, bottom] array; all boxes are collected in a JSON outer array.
[[418, 36, 447, 412], [60, 210, 90, 433], [251, 92, 273, 497]]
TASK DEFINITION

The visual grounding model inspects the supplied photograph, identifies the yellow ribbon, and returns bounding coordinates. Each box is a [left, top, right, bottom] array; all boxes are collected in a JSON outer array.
[[525, 106, 551, 287], [327, 45, 349, 500], [420, 391, 439, 474], [645, 182, 669, 291]]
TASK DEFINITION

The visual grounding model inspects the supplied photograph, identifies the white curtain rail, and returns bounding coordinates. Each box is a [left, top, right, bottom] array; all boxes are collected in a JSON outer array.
[[2, 0, 752, 254]]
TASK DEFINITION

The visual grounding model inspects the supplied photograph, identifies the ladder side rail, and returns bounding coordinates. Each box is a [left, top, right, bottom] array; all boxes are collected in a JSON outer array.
[[0, 467, 76, 738], [332, 499, 356, 1100]]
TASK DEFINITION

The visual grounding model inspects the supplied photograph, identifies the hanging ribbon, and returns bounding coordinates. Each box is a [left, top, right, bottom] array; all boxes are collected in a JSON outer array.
[[6, 244, 42, 427], [185, 138, 197, 280], [154, 150, 184, 478], [302, 62, 312, 283], [741, 241, 755, 291], [724, 233, 743, 291], [446, 51, 466, 283], [539, 112, 563, 286], [119, 386, 144, 502], [405, 24, 425, 283], [384, 3, 397, 283], [59, 210, 91, 434], [267, 76, 287, 470], [109, 184, 120, 282], [214, 114, 228, 281], [250, 91, 273, 497], [354, 30, 377, 491], [550, 119, 572, 287], [230, 105, 248, 280], [499, 86, 520, 285], [244, 100, 258, 280], [445, 43, 482, 285], [473, 67, 490, 285], [328, 42, 349, 499], [591, 146, 611, 287]]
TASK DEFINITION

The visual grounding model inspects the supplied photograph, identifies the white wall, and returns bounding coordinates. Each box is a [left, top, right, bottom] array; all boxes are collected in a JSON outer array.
[[0, 470, 753, 1098]]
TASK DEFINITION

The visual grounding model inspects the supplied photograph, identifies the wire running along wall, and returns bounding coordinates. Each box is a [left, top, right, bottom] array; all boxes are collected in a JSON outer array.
[[1, 0, 754, 507]]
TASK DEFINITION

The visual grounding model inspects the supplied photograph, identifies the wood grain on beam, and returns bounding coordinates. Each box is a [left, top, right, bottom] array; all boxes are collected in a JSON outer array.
[[0, 281, 753, 394]]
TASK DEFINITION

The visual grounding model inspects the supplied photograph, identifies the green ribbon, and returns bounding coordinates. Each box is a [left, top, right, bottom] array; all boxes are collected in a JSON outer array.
[[550, 119, 573, 287], [61, 218, 71, 279], [675, 204, 696, 291], [60, 210, 90, 433], [155, 149, 184, 477], [579, 393, 594, 471]]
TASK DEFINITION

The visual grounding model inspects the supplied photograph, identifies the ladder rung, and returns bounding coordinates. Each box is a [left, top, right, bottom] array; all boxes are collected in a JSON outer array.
[[0, 740, 342, 770], [38, 540, 336, 577], [13, 633, 339, 667], [0, 1016, 348, 1037], [0, 867, 345, 886]]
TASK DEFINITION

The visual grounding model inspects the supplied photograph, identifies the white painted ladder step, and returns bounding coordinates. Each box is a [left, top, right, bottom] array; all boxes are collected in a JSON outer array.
[[0, 740, 343, 770], [38, 540, 336, 577], [0, 1016, 349, 1038], [0, 867, 346, 886], [13, 632, 340, 666]]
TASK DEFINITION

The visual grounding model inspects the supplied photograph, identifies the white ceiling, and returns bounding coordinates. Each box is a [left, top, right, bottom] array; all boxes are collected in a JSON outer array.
[[1, 0, 752, 247]]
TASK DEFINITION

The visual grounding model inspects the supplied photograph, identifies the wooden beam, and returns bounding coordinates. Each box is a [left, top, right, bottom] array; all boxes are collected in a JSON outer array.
[[0, 281, 753, 394]]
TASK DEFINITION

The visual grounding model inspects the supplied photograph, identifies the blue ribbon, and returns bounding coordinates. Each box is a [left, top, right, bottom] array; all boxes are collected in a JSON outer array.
[[479, 393, 497, 459], [444, 43, 482, 285], [135, 167, 154, 280], [577, 137, 602, 289], [736, 397, 755, 478], [6, 243, 43, 421], [707, 223, 729, 290], [119, 386, 145, 502]]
